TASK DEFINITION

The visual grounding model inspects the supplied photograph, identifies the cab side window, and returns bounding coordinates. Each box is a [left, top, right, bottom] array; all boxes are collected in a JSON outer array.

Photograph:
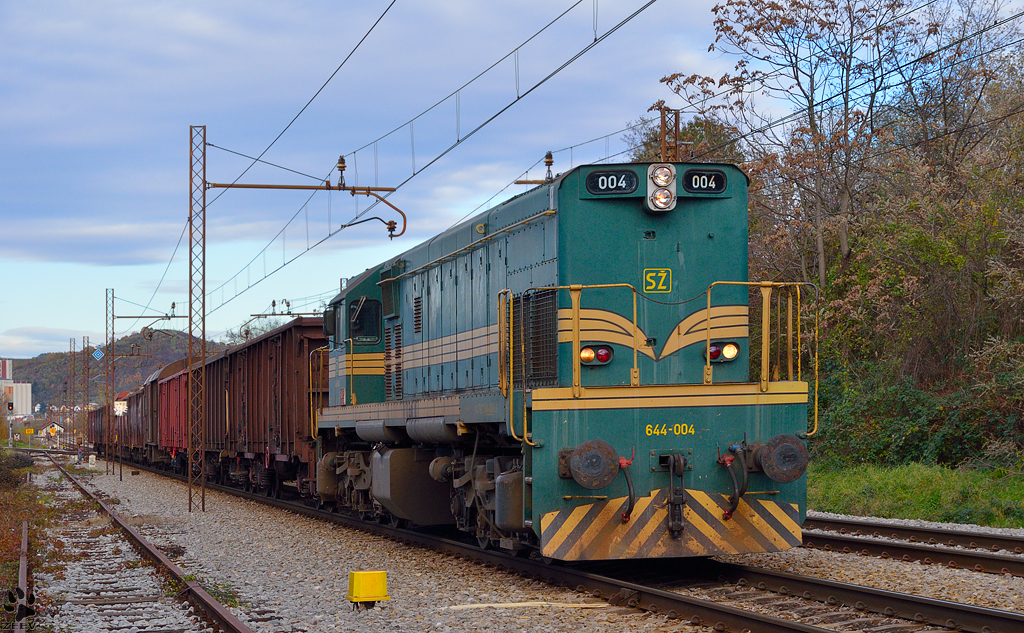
[[349, 297, 381, 345]]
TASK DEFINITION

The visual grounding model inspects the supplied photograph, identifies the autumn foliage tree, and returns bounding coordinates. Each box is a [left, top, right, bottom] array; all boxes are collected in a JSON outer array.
[[646, 0, 1024, 463]]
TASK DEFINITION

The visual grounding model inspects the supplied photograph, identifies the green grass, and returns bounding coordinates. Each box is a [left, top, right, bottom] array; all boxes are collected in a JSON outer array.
[[808, 462, 1024, 528]]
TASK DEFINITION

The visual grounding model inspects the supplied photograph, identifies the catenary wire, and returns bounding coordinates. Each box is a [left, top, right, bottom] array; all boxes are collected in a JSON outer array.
[[119, 2, 396, 336], [205, 0, 661, 317]]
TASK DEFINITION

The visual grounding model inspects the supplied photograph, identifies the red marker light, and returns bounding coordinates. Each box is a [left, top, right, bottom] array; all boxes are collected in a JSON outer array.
[[708, 344, 722, 360], [595, 347, 612, 363]]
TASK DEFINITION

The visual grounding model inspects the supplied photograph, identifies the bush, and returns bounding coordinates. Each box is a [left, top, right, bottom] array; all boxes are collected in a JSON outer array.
[[0, 451, 33, 491], [810, 342, 1024, 467]]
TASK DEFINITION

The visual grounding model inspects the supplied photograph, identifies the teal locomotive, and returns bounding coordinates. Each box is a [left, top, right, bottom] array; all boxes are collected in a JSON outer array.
[[316, 160, 816, 561]]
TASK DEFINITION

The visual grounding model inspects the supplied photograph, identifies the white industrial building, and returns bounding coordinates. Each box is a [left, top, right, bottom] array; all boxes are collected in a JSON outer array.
[[1, 358, 33, 416]]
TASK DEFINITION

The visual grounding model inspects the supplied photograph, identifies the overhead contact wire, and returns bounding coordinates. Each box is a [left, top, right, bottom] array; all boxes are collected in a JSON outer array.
[[207, 0, 660, 316]]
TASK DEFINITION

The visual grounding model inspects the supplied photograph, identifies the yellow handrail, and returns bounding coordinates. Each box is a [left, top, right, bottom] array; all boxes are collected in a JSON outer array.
[[497, 290, 510, 399], [704, 281, 819, 436], [308, 345, 328, 439], [345, 338, 356, 406]]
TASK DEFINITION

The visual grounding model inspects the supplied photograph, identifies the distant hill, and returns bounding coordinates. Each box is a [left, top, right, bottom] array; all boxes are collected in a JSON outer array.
[[13, 331, 227, 408]]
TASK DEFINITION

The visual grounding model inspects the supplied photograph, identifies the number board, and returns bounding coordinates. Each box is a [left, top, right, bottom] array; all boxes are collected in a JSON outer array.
[[682, 169, 727, 194], [585, 170, 639, 195]]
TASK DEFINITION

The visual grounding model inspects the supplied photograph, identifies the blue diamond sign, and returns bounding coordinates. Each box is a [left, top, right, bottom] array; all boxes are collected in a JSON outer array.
[[92, 349, 104, 361]]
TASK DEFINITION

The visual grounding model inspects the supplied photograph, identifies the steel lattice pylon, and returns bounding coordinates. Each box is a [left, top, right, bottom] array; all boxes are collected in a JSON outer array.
[[82, 336, 89, 450], [105, 288, 114, 475], [188, 125, 207, 512], [68, 338, 76, 450], [660, 107, 682, 163]]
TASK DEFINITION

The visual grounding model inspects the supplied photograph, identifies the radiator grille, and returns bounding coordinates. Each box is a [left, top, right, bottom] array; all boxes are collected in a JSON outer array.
[[511, 289, 557, 388]]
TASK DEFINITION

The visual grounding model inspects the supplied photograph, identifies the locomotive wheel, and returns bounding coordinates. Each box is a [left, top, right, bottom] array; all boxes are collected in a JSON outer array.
[[476, 535, 491, 550]]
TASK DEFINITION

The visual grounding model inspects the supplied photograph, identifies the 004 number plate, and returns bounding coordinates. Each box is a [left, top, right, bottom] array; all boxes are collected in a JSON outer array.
[[682, 169, 727, 194], [585, 170, 639, 195]]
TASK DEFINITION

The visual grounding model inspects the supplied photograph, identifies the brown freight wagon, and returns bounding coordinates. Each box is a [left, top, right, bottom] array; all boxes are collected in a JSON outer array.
[[154, 317, 327, 496], [210, 317, 327, 497], [124, 388, 145, 460], [86, 404, 107, 453]]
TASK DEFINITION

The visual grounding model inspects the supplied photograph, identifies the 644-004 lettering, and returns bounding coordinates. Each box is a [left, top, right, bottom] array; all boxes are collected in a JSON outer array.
[[646, 423, 696, 436]]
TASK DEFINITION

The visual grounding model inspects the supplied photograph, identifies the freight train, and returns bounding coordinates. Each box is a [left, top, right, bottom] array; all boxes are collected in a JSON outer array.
[[92, 159, 817, 562]]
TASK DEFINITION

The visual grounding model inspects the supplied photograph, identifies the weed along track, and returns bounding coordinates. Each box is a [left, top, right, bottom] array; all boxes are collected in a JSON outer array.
[[31, 455, 253, 633]]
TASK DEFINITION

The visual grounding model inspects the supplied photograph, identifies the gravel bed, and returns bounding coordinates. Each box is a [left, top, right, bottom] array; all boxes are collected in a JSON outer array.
[[78, 461, 707, 633], [808, 509, 1024, 538]]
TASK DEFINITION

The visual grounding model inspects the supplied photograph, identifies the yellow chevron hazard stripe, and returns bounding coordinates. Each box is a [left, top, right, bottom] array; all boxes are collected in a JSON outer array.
[[539, 488, 802, 561]]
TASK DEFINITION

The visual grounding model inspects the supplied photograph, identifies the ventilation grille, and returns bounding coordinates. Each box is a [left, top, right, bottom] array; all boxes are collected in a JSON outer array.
[[511, 288, 557, 388], [380, 270, 395, 317], [385, 325, 403, 400], [384, 326, 393, 399], [393, 324, 403, 399], [413, 296, 423, 333]]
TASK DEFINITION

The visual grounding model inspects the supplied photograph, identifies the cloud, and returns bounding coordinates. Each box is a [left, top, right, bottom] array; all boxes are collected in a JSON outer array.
[[0, 326, 103, 359], [0, 0, 741, 356]]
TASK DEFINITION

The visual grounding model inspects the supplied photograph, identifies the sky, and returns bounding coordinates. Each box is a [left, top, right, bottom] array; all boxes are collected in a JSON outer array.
[[0, 0, 727, 359]]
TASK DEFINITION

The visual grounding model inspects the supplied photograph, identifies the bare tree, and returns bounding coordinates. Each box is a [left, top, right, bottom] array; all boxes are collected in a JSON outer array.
[[662, 0, 925, 287]]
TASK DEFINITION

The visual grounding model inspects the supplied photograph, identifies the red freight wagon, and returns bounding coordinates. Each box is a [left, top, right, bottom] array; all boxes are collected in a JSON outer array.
[[158, 366, 188, 460], [139, 359, 188, 465]]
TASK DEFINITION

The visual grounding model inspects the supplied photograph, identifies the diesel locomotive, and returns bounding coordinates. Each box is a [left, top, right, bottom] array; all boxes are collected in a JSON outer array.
[[314, 160, 817, 561]]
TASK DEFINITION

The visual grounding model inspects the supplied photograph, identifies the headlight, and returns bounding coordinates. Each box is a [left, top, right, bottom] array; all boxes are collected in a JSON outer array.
[[651, 165, 674, 187], [650, 188, 674, 209], [707, 341, 740, 362]]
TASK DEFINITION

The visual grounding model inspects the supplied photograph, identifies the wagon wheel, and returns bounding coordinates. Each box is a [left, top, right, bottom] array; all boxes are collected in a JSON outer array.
[[387, 513, 407, 529]]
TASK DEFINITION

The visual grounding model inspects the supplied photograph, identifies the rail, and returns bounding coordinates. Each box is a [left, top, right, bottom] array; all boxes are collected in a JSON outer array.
[[110, 458, 1024, 633], [50, 458, 253, 633], [801, 526, 1024, 577], [803, 516, 1024, 554]]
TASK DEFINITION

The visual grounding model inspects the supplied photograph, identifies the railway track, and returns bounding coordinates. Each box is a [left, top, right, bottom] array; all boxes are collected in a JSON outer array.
[[803, 516, 1024, 577], [89, 457, 1024, 633], [35, 456, 253, 633]]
